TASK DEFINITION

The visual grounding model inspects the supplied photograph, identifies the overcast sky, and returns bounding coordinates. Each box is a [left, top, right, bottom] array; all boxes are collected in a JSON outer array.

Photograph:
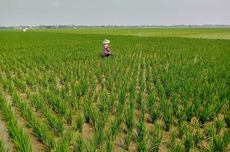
[[1, 0, 230, 26]]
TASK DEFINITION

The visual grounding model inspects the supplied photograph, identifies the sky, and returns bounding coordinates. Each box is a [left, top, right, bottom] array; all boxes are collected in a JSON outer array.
[[0, 0, 230, 26]]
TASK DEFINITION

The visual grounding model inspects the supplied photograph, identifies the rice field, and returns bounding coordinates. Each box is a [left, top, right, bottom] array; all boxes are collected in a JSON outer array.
[[0, 28, 229, 152]]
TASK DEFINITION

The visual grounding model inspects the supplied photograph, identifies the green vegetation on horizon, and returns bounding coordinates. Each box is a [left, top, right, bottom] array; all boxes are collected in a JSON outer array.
[[11, 28, 230, 39]]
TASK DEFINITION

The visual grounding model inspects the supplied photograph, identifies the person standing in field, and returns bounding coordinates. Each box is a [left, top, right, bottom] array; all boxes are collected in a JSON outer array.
[[102, 39, 112, 57]]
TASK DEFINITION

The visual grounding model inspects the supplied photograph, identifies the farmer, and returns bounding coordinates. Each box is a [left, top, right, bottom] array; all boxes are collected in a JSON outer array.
[[102, 39, 112, 57]]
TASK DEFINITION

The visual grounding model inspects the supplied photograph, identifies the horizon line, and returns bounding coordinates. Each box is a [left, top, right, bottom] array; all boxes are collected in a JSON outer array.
[[1, 24, 230, 28]]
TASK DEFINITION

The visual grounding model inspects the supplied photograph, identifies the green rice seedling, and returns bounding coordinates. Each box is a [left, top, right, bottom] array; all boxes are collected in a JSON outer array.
[[74, 133, 84, 152], [205, 125, 216, 139], [223, 130, 230, 150], [129, 89, 136, 103], [0, 78, 9, 91], [147, 92, 155, 112], [124, 104, 134, 131], [193, 97, 200, 112], [94, 108, 107, 147], [0, 139, 5, 152], [129, 94, 135, 109], [28, 94, 64, 135], [0, 92, 32, 152], [156, 81, 165, 100], [59, 88, 69, 101], [171, 98, 179, 115], [116, 100, 124, 116], [213, 100, 223, 115], [184, 102, 195, 122], [118, 88, 126, 105], [38, 77, 48, 88], [44, 91, 68, 116], [8, 123, 32, 152], [198, 103, 216, 125], [80, 80, 87, 96], [136, 92, 142, 110], [83, 101, 91, 123], [162, 104, 173, 131], [193, 130, 201, 147], [106, 135, 113, 152], [76, 113, 83, 132], [170, 130, 183, 152], [90, 109, 98, 127], [149, 104, 160, 123], [139, 69, 144, 86], [172, 142, 183, 152], [224, 111, 230, 128], [110, 119, 119, 138], [183, 130, 194, 152], [178, 121, 187, 138], [177, 110, 187, 124], [170, 129, 176, 145], [124, 130, 132, 151], [209, 134, 227, 152], [66, 112, 72, 125], [108, 93, 115, 110], [73, 84, 81, 97], [140, 81, 145, 92], [97, 93, 108, 113], [149, 124, 162, 152], [111, 116, 121, 137], [146, 82, 151, 94], [11, 92, 55, 149], [129, 80, 136, 96], [28, 95, 43, 110], [0, 100, 32, 151], [94, 126, 104, 148], [215, 119, 224, 134], [25, 76, 36, 90], [85, 142, 96, 152], [146, 66, 150, 82], [55, 131, 72, 152], [137, 108, 147, 152], [12, 78, 26, 92], [46, 112, 64, 135]]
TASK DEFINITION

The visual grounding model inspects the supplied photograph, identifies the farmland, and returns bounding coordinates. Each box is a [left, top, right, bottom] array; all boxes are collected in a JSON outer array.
[[0, 28, 229, 152]]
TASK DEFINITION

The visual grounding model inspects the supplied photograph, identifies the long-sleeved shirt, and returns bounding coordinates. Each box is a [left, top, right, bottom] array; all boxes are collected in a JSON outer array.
[[102, 44, 111, 56]]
